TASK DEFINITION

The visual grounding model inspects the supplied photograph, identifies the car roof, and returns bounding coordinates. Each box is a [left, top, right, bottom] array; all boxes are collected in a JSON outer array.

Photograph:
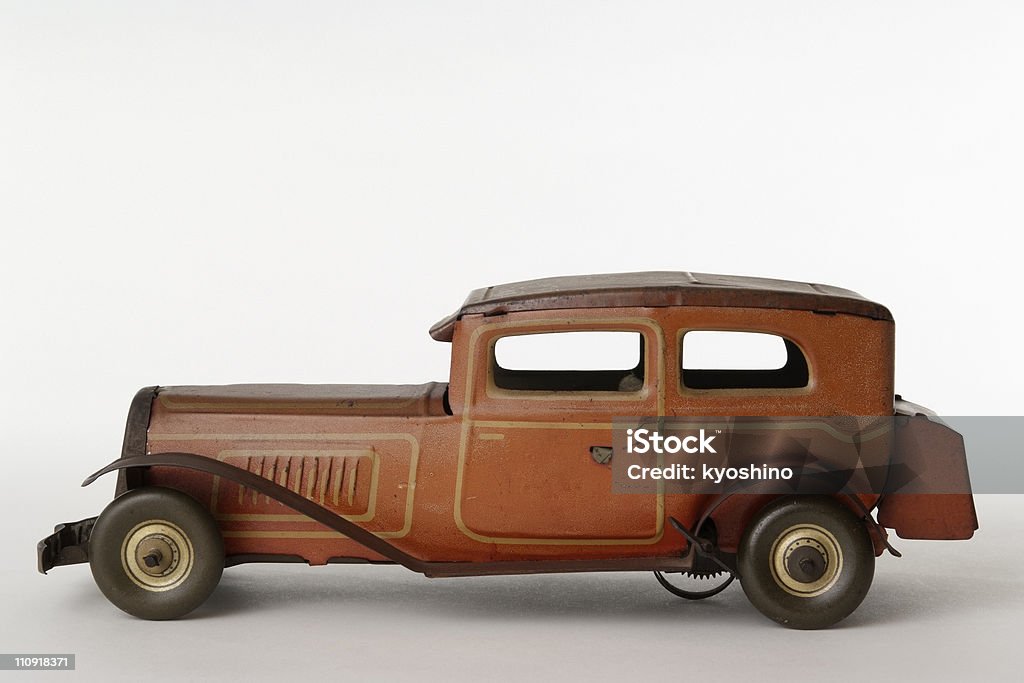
[[429, 271, 893, 341]]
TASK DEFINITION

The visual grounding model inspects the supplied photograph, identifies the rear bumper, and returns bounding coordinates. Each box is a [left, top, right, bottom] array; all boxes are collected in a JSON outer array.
[[37, 517, 96, 574], [877, 414, 978, 540]]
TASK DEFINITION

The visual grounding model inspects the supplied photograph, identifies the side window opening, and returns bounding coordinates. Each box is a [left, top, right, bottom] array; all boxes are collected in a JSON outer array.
[[492, 331, 645, 392], [681, 330, 808, 390]]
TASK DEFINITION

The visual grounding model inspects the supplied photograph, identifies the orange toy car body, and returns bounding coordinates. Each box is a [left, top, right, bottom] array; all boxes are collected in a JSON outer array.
[[38, 273, 977, 627]]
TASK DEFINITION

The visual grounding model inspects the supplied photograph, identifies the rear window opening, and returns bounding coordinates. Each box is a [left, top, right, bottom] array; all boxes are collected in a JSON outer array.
[[681, 330, 808, 390], [492, 331, 645, 392]]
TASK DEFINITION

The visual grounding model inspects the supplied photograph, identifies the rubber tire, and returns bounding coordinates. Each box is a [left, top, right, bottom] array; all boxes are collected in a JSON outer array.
[[738, 496, 874, 629], [89, 487, 224, 620]]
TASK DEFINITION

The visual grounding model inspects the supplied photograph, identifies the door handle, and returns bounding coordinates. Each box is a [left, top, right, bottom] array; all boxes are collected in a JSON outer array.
[[590, 446, 614, 464]]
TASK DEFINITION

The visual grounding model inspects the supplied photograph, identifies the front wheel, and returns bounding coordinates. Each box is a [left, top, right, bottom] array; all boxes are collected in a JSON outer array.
[[89, 487, 224, 620], [738, 496, 874, 629]]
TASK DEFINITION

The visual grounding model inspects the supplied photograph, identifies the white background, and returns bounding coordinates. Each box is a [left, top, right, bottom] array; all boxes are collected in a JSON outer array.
[[1, 2, 1021, 680]]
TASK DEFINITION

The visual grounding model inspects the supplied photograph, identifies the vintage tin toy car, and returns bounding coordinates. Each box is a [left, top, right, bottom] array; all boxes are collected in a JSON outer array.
[[38, 272, 977, 628]]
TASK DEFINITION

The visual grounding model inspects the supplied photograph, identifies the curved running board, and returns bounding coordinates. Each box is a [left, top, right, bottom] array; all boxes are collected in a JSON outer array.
[[84, 452, 427, 571]]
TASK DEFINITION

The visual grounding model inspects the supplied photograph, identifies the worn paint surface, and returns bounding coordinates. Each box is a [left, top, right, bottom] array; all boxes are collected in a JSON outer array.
[[130, 275, 975, 569]]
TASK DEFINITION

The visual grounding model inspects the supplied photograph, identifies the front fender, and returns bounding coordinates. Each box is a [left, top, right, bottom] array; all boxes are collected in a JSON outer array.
[[84, 453, 429, 571]]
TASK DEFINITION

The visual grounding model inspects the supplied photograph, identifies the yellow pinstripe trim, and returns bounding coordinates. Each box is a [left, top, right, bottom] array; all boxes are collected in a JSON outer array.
[[454, 316, 666, 546], [149, 432, 419, 540]]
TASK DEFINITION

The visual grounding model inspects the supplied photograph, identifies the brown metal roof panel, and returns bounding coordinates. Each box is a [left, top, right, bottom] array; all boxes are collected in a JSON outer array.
[[428, 272, 892, 341]]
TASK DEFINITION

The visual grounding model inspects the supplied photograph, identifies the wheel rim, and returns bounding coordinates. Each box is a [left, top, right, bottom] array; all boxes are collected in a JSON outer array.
[[121, 520, 194, 592], [769, 523, 842, 598]]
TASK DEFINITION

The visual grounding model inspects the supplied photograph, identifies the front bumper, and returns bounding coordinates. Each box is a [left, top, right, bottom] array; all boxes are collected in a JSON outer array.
[[37, 518, 96, 574]]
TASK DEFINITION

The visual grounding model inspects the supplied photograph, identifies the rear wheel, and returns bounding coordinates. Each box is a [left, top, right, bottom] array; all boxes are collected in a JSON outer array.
[[738, 496, 874, 629], [89, 487, 224, 620]]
